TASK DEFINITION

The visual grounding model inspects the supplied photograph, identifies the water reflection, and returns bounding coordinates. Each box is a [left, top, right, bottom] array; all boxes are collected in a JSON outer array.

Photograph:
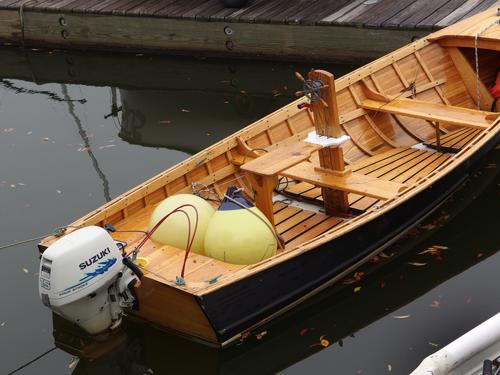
[[54, 151, 499, 374], [0, 46, 498, 375]]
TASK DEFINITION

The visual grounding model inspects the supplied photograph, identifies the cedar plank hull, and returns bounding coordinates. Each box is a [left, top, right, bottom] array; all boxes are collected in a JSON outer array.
[[200, 132, 500, 344]]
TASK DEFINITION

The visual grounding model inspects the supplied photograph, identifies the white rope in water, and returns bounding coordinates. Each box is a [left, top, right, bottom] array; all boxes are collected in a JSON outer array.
[[474, 13, 500, 110]]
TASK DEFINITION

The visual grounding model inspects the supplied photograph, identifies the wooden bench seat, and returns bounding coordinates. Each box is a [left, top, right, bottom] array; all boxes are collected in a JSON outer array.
[[361, 97, 497, 129], [281, 162, 407, 201]]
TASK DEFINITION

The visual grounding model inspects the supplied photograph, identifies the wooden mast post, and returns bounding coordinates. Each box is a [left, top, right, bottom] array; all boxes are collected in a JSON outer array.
[[307, 69, 351, 213]]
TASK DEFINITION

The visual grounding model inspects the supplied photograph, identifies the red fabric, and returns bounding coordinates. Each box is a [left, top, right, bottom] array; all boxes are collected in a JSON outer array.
[[489, 69, 500, 99]]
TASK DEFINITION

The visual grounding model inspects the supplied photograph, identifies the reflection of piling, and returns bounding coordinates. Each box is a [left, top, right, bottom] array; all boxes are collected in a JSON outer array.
[[60, 84, 112, 203]]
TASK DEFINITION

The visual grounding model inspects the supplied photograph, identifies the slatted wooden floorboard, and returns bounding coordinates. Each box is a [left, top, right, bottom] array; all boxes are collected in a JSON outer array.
[[424, 128, 483, 151]]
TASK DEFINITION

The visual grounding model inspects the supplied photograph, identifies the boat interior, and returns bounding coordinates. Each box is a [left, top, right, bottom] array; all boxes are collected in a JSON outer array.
[[40, 10, 500, 295]]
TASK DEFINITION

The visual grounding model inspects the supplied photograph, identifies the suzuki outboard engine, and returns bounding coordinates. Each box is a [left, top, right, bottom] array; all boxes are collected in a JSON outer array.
[[39, 226, 141, 335]]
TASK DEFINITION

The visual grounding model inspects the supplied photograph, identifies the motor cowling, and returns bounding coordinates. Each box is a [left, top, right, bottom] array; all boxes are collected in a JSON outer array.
[[39, 226, 140, 335]]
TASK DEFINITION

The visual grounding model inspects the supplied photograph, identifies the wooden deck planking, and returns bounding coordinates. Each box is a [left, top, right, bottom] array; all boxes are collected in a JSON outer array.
[[0, 0, 496, 61]]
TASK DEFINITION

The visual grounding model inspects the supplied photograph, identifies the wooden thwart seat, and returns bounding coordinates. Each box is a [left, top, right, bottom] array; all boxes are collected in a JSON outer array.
[[281, 162, 406, 201], [361, 97, 497, 130]]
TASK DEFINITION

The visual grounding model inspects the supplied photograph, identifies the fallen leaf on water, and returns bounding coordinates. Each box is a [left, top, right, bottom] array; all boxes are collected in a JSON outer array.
[[430, 300, 441, 308], [98, 144, 115, 150], [68, 356, 79, 369], [353, 286, 361, 293], [393, 314, 411, 319], [320, 335, 329, 347], [256, 330, 267, 340], [22, 268, 28, 273], [408, 262, 427, 267], [299, 327, 314, 336], [354, 271, 364, 280]]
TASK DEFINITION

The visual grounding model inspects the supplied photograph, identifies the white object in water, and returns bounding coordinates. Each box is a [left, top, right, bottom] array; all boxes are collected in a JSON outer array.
[[411, 312, 500, 375], [39, 226, 140, 334]]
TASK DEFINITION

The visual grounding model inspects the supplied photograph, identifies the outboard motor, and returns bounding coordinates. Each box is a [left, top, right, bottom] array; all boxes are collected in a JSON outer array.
[[38, 226, 141, 335]]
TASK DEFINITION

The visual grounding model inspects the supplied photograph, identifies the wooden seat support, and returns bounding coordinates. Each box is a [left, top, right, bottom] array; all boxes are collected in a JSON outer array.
[[282, 162, 407, 201], [361, 97, 497, 129], [241, 142, 322, 225]]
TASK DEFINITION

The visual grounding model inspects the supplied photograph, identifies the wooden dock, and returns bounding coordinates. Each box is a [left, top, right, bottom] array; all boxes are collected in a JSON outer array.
[[0, 0, 498, 62]]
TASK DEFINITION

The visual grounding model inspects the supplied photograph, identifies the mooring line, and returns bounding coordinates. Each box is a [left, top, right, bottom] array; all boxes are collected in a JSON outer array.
[[7, 346, 57, 375]]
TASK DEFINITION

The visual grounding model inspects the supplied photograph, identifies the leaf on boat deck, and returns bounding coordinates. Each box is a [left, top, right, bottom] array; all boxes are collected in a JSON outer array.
[[353, 286, 362, 293], [408, 262, 427, 267], [392, 315, 411, 319]]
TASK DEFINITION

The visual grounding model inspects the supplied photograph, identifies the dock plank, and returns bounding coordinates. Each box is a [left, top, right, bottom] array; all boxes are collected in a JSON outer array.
[[351, 0, 416, 28], [383, 0, 453, 29]]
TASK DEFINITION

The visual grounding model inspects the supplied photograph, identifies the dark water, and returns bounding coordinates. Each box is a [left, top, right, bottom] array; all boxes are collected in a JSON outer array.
[[0, 47, 498, 375]]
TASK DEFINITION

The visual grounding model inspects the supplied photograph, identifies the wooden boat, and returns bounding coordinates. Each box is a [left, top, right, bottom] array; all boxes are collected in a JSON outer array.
[[39, 8, 500, 347]]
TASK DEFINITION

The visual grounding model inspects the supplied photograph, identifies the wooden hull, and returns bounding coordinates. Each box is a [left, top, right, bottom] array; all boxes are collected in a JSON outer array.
[[39, 8, 500, 347], [200, 131, 500, 344]]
